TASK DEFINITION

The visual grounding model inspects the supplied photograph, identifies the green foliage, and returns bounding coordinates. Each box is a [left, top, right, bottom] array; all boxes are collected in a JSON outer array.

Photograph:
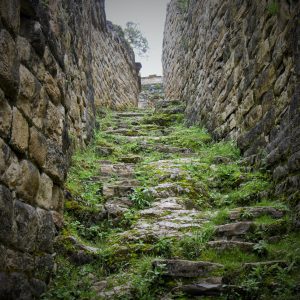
[[179, 224, 215, 259], [163, 125, 212, 150], [123, 22, 149, 57], [143, 113, 183, 126], [42, 257, 97, 300], [152, 238, 173, 257], [130, 188, 154, 209], [131, 257, 166, 299]]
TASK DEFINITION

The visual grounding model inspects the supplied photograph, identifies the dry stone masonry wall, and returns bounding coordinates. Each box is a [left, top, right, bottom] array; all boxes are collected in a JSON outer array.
[[163, 0, 300, 198], [0, 0, 140, 297]]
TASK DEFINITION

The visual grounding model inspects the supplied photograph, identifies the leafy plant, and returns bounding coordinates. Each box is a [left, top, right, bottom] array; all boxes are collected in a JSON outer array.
[[130, 188, 154, 209]]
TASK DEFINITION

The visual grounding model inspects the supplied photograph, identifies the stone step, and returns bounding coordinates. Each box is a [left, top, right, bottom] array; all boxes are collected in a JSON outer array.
[[118, 155, 141, 164], [99, 162, 135, 177], [180, 282, 224, 296], [135, 219, 202, 230], [207, 240, 256, 252], [104, 198, 132, 217], [216, 222, 254, 238], [102, 184, 136, 199], [243, 260, 288, 270], [95, 146, 114, 157], [229, 206, 286, 221], [147, 183, 192, 199], [141, 143, 193, 154], [152, 259, 224, 278], [115, 112, 148, 118], [104, 128, 146, 136]]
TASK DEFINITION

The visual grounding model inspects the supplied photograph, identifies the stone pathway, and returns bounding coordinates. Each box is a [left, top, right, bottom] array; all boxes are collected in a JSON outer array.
[[49, 100, 297, 299], [87, 103, 287, 298]]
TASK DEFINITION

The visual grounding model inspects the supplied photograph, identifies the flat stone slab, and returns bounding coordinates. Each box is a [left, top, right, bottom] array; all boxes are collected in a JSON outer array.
[[99, 163, 135, 177], [116, 112, 147, 117], [243, 260, 288, 269], [152, 259, 223, 278], [181, 283, 224, 296], [216, 222, 254, 237], [229, 206, 285, 220], [207, 240, 255, 251]]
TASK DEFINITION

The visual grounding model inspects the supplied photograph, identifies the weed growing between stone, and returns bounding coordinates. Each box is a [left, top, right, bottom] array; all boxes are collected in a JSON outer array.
[[44, 106, 300, 299]]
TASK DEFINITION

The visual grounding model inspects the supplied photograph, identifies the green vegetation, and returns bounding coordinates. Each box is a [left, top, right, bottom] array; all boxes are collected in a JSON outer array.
[[47, 106, 299, 299]]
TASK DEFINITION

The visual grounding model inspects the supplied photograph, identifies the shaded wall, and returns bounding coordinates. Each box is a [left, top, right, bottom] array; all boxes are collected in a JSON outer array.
[[163, 0, 300, 198], [0, 0, 139, 297]]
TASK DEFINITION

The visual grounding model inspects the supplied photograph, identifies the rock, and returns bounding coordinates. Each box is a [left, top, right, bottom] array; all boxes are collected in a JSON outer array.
[[229, 207, 285, 220], [0, 138, 16, 178], [44, 72, 62, 105], [14, 200, 38, 252], [105, 198, 132, 217], [0, 272, 41, 300], [243, 260, 288, 270], [10, 107, 29, 154], [148, 183, 191, 199], [99, 162, 135, 177], [207, 240, 255, 251], [181, 283, 224, 296], [0, 29, 19, 98], [17, 65, 39, 118], [35, 173, 54, 210], [119, 155, 141, 163], [29, 127, 48, 168], [103, 184, 135, 199], [0, 0, 20, 35], [152, 259, 223, 278], [17, 160, 40, 203], [216, 222, 254, 237], [36, 208, 55, 253], [95, 146, 113, 157], [50, 211, 64, 229], [0, 185, 15, 245], [0, 89, 12, 139]]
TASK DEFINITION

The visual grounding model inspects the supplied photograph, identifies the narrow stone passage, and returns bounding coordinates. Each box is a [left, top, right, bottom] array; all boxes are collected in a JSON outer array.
[[44, 100, 300, 299]]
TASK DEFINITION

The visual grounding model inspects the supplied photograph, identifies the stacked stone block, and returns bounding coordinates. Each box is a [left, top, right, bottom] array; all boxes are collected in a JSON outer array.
[[163, 0, 300, 198]]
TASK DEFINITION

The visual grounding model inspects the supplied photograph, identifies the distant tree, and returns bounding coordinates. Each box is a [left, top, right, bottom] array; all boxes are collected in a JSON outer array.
[[123, 22, 149, 57]]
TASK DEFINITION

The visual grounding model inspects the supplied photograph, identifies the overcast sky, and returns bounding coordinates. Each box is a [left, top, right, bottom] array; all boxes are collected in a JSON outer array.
[[105, 0, 170, 77]]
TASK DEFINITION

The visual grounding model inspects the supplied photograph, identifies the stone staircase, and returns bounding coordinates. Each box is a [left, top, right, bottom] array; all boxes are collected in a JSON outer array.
[[47, 101, 299, 299]]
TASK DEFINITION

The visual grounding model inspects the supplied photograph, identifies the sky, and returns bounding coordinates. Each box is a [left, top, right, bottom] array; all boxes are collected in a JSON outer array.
[[105, 0, 170, 77]]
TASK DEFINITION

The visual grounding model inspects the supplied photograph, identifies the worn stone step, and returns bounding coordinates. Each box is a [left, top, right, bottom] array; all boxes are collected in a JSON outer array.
[[118, 155, 141, 164], [229, 206, 286, 221], [180, 282, 224, 296], [207, 240, 256, 252], [243, 260, 288, 270], [104, 128, 146, 136], [115, 112, 148, 118], [152, 259, 224, 278], [104, 198, 132, 217], [216, 222, 254, 238], [102, 184, 135, 199], [147, 183, 192, 199], [135, 219, 202, 230], [141, 143, 193, 154], [99, 162, 135, 177]]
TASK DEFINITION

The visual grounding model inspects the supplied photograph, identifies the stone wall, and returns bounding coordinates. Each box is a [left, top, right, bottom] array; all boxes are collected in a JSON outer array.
[[163, 0, 300, 198], [0, 0, 139, 297]]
